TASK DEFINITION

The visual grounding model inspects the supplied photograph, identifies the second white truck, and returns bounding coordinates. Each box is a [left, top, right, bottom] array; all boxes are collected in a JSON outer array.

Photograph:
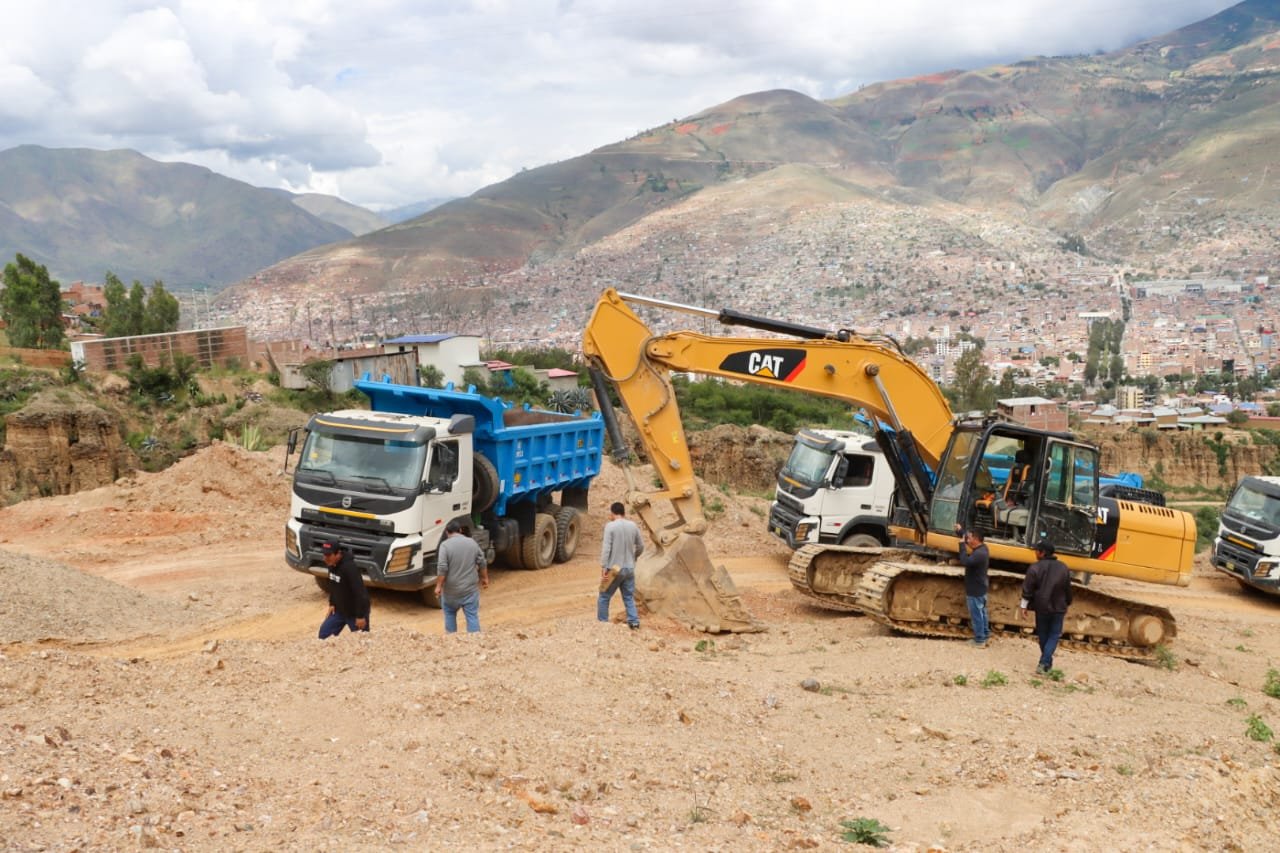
[[767, 428, 896, 549]]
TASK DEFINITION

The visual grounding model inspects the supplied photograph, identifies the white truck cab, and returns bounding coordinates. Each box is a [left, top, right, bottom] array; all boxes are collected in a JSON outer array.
[[768, 428, 896, 548], [1212, 475, 1280, 595]]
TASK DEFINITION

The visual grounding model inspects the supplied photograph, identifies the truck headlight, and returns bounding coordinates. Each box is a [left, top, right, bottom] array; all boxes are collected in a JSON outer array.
[[386, 547, 413, 574], [795, 522, 813, 541], [285, 527, 299, 558], [1257, 560, 1280, 580]]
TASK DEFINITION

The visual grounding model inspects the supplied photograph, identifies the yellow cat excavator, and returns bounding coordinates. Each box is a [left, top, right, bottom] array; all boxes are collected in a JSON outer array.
[[583, 288, 1195, 660]]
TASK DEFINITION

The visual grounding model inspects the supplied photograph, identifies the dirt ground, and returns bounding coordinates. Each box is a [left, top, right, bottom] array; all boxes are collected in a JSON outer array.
[[2, 442, 1279, 851]]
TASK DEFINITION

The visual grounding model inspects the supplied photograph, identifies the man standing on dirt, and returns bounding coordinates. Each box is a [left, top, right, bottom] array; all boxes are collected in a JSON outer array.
[[956, 527, 990, 647], [434, 519, 488, 633], [599, 501, 645, 629], [317, 540, 370, 639], [1020, 541, 1072, 674]]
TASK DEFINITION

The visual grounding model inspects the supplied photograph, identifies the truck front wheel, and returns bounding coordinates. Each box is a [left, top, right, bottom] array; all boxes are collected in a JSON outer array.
[[314, 576, 330, 595], [841, 533, 881, 549], [420, 586, 442, 608], [521, 512, 557, 569]]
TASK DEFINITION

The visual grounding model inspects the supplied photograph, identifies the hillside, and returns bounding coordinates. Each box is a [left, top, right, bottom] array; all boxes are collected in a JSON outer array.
[[0, 146, 359, 288], [215, 1, 1280, 339]]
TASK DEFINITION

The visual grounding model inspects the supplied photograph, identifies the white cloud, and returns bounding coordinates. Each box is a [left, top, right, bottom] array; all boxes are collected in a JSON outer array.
[[0, 0, 1244, 208]]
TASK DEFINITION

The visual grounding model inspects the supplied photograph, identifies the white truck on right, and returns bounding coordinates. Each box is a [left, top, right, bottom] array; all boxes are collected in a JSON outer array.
[[1211, 475, 1280, 595]]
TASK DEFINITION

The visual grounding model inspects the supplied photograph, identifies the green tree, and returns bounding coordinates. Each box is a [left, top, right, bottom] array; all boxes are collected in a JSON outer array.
[[126, 282, 147, 335], [102, 272, 129, 336], [0, 254, 66, 349], [102, 273, 178, 337], [1226, 409, 1250, 427], [419, 364, 445, 387], [949, 347, 994, 412], [144, 280, 180, 333]]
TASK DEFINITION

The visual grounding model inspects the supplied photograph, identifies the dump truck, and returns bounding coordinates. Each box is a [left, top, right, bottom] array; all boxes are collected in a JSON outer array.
[[1211, 475, 1280, 595], [284, 376, 604, 606]]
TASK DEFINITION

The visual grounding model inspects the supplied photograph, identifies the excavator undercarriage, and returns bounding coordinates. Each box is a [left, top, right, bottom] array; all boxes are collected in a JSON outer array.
[[788, 544, 1176, 662]]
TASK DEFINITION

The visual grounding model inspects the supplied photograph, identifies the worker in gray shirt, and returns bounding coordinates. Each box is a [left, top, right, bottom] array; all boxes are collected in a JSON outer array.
[[434, 519, 488, 633], [598, 501, 645, 629]]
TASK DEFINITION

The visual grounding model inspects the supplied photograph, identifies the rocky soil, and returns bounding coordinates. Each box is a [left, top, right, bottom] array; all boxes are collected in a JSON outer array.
[[2, 441, 1280, 851]]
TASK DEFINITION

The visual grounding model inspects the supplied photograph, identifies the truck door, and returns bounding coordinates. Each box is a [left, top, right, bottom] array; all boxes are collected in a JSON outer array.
[[1033, 439, 1099, 557]]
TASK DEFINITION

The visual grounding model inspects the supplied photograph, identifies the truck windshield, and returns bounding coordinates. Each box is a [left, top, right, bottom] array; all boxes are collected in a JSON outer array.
[[781, 442, 835, 487], [1224, 481, 1280, 528], [297, 431, 427, 491]]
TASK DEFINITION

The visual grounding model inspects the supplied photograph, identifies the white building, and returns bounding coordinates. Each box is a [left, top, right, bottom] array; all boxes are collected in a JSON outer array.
[[383, 334, 483, 386]]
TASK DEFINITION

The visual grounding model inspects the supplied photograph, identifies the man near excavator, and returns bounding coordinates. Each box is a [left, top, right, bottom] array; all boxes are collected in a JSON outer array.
[[955, 527, 990, 647], [599, 501, 645, 629], [1020, 541, 1073, 674]]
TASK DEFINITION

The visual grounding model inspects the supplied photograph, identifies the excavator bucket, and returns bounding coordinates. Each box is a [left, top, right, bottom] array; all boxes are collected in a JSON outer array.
[[634, 533, 765, 633]]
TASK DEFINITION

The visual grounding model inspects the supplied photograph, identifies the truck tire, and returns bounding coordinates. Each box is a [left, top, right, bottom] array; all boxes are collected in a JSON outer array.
[[842, 532, 881, 548], [521, 512, 557, 570], [314, 576, 331, 595], [472, 455, 500, 513], [420, 586, 442, 608], [553, 506, 581, 563]]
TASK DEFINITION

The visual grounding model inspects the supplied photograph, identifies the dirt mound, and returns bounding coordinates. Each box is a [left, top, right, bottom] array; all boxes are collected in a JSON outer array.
[[0, 549, 201, 643]]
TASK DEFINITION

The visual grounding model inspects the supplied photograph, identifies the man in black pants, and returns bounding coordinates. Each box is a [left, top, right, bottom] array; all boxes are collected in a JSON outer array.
[[317, 540, 370, 639], [1019, 541, 1072, 674]]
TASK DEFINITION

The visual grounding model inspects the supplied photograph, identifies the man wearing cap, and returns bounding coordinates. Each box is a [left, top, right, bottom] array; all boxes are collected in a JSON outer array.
[[1019, 541, 1072, 674], [317, 541, 370, 639], [434, 519, 488, 633]]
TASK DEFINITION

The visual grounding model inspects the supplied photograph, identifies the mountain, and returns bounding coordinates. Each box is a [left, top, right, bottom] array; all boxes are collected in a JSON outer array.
[[382, 199, 453, 224], [217, 0, 1280, 336], [0, 146, 357, 288], [285, 192, 388, 236]]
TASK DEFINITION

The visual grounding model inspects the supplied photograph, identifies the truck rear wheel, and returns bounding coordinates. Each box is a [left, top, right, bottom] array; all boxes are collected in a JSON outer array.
[[521, 512, 557, 569], [553, 506, 581, 563]]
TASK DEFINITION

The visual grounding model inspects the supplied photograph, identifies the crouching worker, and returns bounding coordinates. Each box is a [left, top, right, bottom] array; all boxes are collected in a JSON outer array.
[[317, 540, 370, 638]]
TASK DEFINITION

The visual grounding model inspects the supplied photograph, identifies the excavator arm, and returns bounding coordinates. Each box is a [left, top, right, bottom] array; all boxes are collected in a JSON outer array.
[[584, 288, 953, 538]]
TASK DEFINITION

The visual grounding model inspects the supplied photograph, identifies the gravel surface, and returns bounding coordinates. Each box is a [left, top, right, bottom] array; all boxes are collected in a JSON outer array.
[[2, 442, 1279, 851]]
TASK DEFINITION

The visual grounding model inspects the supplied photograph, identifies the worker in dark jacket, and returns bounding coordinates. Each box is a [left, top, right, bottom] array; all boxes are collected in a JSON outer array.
[[317, 540, 370, 638], [956, 527, 990, 647], [1019, 541, 1072, 673]]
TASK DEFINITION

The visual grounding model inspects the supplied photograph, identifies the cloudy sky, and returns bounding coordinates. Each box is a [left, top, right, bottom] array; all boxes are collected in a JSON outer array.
[[0, 0, 1240, 211]]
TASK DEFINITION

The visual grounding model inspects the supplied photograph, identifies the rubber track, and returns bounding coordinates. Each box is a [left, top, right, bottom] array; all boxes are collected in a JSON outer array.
[[787, 545, 862, 612], [852, 563, 1177, 663]]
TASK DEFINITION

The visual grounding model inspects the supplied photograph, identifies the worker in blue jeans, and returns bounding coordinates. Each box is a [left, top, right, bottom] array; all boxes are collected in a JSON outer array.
[[598, 501, 645, 629], [434, 520, 488, 633]]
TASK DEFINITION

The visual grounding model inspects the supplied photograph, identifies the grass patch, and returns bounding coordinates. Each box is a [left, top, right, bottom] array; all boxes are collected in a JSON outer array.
[[838, 817, 892, 847], [1245, 714, 1273, 742], [1227, 697, 1248, 708], [1154, 645, 1177, 671], [980, 670, 1008, 688], [1264, 669, 1280, 699], [952, 674, 968, 686], [1115, 764, 1134, 776]]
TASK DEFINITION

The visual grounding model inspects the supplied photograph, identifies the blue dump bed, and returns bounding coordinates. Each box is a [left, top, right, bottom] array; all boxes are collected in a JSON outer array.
[[356, 378, 604, 516]]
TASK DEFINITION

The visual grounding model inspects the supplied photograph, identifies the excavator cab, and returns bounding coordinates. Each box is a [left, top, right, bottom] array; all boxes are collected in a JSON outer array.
[[931, 422, 1099, 559]]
